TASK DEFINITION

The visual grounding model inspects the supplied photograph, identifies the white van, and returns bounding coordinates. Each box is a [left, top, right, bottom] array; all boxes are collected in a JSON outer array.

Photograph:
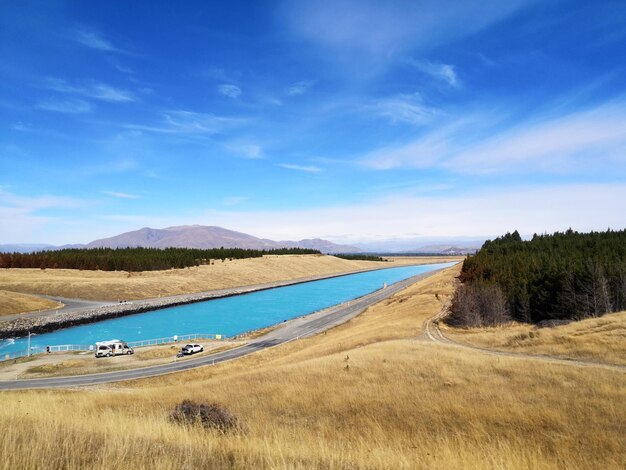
[[95, 340, 134, 358]]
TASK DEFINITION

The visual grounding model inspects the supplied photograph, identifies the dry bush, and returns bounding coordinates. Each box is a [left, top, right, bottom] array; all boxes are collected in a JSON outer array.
[[446, 282, 511, 327], [170, 399, 239, 432]]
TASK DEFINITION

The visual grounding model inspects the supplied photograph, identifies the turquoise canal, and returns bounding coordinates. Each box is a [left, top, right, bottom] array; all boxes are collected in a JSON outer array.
[[0, 262, 456, 356]]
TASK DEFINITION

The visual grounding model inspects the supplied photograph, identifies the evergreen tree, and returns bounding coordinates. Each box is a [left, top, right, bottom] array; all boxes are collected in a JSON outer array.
[[448, 228, 626, 325]]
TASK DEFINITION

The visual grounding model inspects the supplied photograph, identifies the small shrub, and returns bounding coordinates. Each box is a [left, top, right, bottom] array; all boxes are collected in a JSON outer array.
[[446, 282, 511, 327], [170, 400, 239, 432]]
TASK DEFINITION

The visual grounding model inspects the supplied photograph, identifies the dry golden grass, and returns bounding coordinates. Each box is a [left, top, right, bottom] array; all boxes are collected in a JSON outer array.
[[0, 289, 62, 316], [442, 312, 626, 366], [1, 263, 623, 469], [0, 254, 460, 304]]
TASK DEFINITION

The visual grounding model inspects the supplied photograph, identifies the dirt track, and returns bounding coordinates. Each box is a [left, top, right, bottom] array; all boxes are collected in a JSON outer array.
[[423, 303, 626, 373]]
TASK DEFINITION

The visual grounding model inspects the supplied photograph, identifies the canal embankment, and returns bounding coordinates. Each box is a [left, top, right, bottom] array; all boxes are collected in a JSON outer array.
[[0, 264, 428, 339]]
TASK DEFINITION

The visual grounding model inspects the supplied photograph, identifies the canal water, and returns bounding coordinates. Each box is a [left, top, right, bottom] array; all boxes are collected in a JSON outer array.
[[0, 262, 456, 356]]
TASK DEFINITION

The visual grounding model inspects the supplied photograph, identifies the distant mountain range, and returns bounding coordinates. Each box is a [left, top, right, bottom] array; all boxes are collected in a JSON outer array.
[[355, 239, 483, 255], [0, 225, 360, 254], [84, 225, 361, 253], [0, 225, 484, 254], [408, 244, 479, 255], [0, 243, 55, 254]]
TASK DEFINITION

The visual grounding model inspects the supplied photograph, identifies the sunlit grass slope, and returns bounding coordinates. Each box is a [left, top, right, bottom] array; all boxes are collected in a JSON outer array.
[[443, 310, 626, 366], [0, 254, 460, 307], [0, 290, 62, 317], [1, 264, 623, 469]]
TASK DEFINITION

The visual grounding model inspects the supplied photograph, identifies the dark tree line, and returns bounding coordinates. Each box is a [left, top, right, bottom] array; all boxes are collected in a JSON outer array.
[[0, 247, 321, 272], [333, 254, 386, 262], [447, 228, 626, 326]]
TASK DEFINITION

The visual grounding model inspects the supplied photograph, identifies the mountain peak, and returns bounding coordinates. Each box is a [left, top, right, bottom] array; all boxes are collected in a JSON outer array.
[[84, 225, 359, 253]]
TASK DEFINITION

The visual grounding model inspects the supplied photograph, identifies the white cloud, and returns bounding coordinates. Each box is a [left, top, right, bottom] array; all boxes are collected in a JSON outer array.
[[126, 110, 245, 136], [361, 100, 626, 174], [361, 124, 456, 169], [113, 63, 134, 74], [0, 190, 89, 243], [410, 60, 460, 87], [278, 163, 324, 173], [448, 102, 626, 173], [12, 122, 28, 131], [79, 158, 139, 177], [222, 196, 249, 206], [88, 84, 135, 102], [0, 206, 56, 244], [6, 184, 624, 245], [369, 94, 437, 125], [286, 81, 314, 96], [217, 84, 242, 98], [75, 29, 116, 52], [0, 189, 84, 212], [36, 99, 93, 113], [101, 191, 140, 199], [195, 183, 626, 241], [282, 0, 537, 59], [45, 78, 135, 102], [227, 143, 263, 159]]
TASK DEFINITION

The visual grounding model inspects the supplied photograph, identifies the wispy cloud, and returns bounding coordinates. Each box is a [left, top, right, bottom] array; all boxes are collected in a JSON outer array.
[[79, 158, 139, 177], [218, 84, 242, 98], [85, 84, 135, 102], [108, 58, 135, 75], [101, 191, 140, 199], [74, 29, 117, 52], [36, 98, 93, 113], [286, 81, 314, 96], [410, 60, 460, 87], [282, 0, 538, 60], [361, 99, 626, 174], [0, 206, 56, 244], [204, 68, 243, 82], [226, 143, 263, 159], [361, 124, 456, 170], [278, 163, 324, 173], [126, 110, 245, 136], [198, 183, 626, 241], [448, 103, 626, 173], [46, 78, 136, 102], [368, 94, 437, 125], [222, 196, 249, 206], [12, 122, 29, 131], [0, 189, 86, 212]]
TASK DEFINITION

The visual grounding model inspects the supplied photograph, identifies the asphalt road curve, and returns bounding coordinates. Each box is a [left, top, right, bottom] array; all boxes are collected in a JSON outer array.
[[0, 268, 447, 390]]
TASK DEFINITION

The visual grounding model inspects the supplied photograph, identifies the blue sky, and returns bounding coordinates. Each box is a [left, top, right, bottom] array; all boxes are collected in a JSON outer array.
[[1, 0, 625, 246]]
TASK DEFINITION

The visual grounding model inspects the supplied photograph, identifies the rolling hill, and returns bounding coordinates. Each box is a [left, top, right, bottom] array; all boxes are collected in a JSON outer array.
[[84, 225, 360, 254]]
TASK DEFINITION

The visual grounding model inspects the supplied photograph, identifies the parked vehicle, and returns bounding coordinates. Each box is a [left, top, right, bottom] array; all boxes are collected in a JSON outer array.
[[95, 340, 134, 358], [181, 343, 203, 355]]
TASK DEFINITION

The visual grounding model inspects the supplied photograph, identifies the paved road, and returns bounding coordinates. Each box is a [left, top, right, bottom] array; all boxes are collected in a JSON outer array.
[[0, 268, 447, 390], [423, 302, 626, 373]]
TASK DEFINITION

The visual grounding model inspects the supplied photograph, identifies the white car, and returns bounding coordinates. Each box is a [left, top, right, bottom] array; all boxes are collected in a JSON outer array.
[[181, 343, 204, 355]]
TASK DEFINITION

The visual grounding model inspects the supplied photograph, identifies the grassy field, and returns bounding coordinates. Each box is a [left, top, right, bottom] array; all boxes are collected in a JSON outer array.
[[1, 264, 623, 469], [0, 254, 461, 313], [442, 311, 626, 366], [0, 290, 62, 316]]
